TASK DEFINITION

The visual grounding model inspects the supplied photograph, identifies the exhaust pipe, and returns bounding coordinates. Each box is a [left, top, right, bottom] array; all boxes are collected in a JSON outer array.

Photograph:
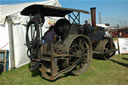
[[90, 7, 96, 27]]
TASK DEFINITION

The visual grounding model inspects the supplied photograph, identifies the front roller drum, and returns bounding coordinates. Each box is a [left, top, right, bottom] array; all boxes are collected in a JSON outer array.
[[94, 38, 116, 59], [104, 42, 116, 59]]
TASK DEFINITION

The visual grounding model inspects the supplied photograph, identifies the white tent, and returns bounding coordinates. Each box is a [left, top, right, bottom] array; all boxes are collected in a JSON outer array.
[[0, 0, 61, 69]]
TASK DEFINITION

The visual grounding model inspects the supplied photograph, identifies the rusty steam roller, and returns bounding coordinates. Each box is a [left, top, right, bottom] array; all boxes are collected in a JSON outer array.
[[20, 4, 116, 80]]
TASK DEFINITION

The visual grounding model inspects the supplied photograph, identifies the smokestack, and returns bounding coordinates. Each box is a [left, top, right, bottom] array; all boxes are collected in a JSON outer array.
[[90, 7, 96, 27]]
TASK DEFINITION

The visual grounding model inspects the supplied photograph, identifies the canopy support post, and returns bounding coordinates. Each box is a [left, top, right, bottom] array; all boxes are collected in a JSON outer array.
[[7, 16, 15, 69]]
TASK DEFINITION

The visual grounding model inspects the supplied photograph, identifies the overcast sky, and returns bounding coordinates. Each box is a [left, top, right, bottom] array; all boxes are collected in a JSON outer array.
[[0, 0, 128, 26]]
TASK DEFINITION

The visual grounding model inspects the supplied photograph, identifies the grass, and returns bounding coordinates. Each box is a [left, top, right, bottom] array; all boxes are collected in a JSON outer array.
[[0, 55, 128, 85]]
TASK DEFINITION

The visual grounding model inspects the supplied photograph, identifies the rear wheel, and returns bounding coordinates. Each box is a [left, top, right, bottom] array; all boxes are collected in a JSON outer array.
[[66, 35, 92, 75]]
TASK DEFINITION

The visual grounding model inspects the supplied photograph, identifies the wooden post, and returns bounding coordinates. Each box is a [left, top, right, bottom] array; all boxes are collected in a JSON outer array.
[[0, 50, 8, 72], [4, 50, 7, 72], [117, 38, 120, 55]]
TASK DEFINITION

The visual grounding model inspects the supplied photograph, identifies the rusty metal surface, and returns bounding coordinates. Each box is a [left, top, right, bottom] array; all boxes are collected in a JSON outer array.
[[39, 52, 85, 80], [38, 35, 92, 80]]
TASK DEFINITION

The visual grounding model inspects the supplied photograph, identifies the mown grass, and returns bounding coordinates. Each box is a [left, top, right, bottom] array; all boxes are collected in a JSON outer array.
[[0, 55, 128, 85]]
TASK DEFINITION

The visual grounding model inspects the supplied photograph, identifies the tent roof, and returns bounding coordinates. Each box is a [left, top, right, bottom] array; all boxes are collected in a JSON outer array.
[[96, 24, 109, 28], [0, 0, 61, 17], [0, 0, 61, 25], [21, 4, 89, 17]]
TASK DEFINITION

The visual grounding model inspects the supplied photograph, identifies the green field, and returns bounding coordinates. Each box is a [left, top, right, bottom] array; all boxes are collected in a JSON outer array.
[[0, 55, 128, 85]]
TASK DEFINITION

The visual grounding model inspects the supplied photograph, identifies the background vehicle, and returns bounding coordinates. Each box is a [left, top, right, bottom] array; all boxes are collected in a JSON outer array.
[[21, 4, 116, 80]]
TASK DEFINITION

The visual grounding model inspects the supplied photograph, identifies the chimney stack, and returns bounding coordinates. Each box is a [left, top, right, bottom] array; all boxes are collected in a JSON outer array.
[[90, 7, 96, 27]]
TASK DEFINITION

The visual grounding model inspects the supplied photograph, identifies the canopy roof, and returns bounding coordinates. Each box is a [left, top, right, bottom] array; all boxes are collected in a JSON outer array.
[[21, 4, 90, 17]]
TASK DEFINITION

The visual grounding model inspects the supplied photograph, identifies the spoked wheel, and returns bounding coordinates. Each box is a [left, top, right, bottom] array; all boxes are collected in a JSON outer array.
[[66, 35, 92, 75], [26, 20, 40, 49], [104, 42, 116, 59]]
